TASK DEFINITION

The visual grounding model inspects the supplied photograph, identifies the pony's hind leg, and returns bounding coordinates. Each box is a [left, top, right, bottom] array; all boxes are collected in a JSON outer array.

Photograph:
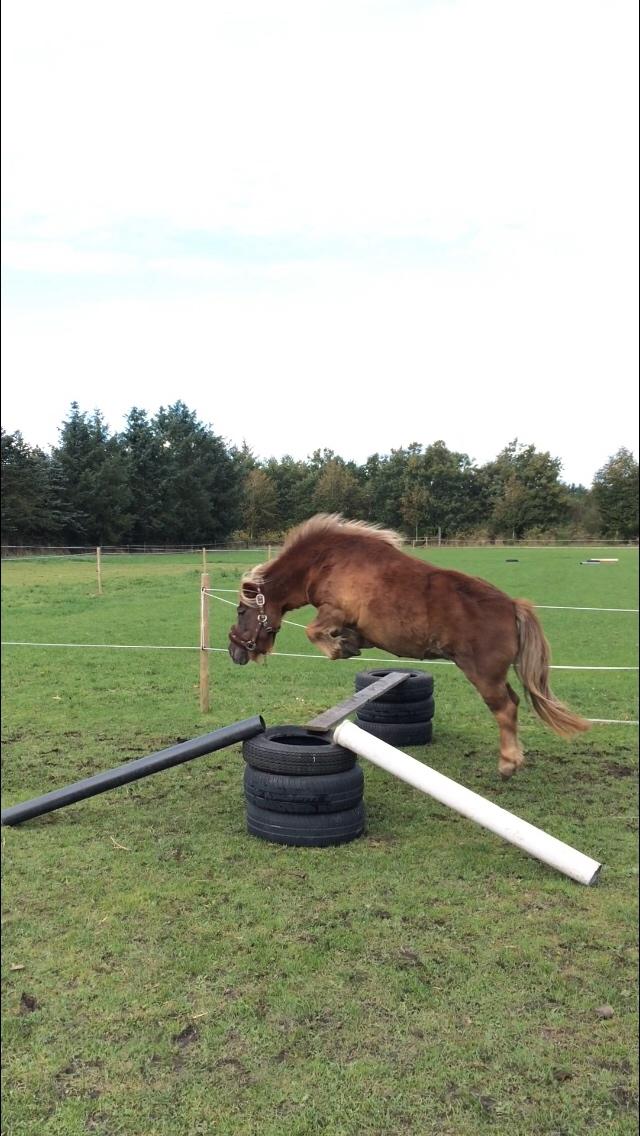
[[460, 665, 524, 779], [306, 605, 363, 660], [491, 682, 524, 779]]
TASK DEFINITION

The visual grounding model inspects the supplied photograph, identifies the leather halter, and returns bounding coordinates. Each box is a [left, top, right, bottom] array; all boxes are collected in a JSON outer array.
[[229, 586, 276, 653]]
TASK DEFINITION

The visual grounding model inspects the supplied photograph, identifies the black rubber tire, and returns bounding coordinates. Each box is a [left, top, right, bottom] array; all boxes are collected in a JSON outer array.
[[246, 800, 366, 847], [243, 726, 356, 776], [353, 717, 433, 746], [354, 668, 434, 702], [357, 695, 435, 724], [243, 764, 364, 814]]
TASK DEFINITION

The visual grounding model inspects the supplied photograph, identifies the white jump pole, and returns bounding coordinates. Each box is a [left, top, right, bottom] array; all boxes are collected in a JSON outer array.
[[333, 720, 602, 886]]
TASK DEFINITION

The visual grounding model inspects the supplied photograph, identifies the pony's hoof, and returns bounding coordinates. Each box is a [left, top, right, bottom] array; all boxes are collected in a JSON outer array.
[[499, 760, 518, 780]]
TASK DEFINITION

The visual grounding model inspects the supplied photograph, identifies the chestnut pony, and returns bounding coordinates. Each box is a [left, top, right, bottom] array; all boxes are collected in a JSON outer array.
[[228, 514, 589, 777]]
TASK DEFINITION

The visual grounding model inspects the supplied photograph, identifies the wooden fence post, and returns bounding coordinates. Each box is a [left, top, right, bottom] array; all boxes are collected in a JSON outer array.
[[96, 547, 103, 595], [202, 547, 207, 572], [199, 573, 210, 713]]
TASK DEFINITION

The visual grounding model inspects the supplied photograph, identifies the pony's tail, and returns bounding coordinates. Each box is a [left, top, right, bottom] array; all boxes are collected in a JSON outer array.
[[514, 600, 590, 738]]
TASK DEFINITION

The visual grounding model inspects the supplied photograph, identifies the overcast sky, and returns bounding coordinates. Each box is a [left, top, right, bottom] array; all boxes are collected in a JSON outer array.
[[1, 0, 638, 487]]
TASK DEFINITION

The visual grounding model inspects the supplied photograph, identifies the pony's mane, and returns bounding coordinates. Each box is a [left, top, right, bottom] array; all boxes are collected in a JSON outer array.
[[282, 513, 404, 551], [240, 565, 267, 604], [239, 514, 403, 603]]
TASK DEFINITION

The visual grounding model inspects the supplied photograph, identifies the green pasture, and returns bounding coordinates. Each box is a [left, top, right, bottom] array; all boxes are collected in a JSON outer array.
[[1, 547, 638, 1135]]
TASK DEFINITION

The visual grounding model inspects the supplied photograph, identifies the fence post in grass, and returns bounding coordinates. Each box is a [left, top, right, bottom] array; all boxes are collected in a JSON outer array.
[[199, 573, 210, 713], [96, 546, 103, 595], [202, 547, 207, 572]]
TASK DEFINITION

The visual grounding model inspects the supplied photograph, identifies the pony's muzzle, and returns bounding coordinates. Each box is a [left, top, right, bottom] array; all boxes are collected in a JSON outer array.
[[228, 640, 250, 665]]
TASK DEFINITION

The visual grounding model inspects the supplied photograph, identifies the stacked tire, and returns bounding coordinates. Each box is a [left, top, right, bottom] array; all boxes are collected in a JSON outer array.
[[353, 668, 435, 745], [242, 726, 366, 847]]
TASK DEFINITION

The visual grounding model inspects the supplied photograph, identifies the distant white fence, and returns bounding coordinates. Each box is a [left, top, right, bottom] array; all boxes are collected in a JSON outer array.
[[1, 543, 271, 559], [2, 538, 638, 562]]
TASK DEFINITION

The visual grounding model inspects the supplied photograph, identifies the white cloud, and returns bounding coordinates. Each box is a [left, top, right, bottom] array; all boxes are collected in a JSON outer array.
[[1, 240, 139, 274], [1, 0, 638, 486], [2, 252, 637, 484], [3, 0, 636, 239]]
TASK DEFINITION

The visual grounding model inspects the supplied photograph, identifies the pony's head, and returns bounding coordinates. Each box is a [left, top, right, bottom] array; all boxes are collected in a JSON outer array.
[[228, 572, 281, 665]]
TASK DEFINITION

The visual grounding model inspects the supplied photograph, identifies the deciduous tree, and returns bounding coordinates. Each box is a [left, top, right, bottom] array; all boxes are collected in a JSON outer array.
[[592, 449, 639, 539]]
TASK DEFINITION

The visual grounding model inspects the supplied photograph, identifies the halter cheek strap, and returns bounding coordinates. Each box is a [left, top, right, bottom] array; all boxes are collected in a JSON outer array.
[[254, 589, 277, 635], [230, 587, 277, 652]]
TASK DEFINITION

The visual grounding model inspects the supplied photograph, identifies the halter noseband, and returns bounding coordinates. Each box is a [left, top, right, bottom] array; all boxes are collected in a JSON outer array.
[[229, 585, 277, 653]]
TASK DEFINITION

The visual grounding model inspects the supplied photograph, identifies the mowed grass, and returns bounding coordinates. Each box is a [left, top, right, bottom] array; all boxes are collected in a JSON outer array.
[[1, 547, 638, 1136]]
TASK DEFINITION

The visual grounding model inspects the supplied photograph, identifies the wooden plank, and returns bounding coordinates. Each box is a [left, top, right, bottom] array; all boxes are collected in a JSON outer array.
[[306, 672, 409, 732]]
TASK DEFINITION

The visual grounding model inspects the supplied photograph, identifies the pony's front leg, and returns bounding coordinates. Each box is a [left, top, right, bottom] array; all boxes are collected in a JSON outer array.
[[306, 605, 363, 660]]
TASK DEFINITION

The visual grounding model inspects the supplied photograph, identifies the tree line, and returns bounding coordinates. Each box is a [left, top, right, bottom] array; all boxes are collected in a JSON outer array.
[[1, 402, 638, 545]]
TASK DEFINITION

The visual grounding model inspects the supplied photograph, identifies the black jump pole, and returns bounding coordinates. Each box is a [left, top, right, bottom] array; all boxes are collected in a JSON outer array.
[[1, 716, 265, 827]]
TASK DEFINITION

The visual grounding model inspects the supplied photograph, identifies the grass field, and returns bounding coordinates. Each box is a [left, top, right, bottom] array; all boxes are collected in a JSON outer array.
[[1, 546, 638, 1135]]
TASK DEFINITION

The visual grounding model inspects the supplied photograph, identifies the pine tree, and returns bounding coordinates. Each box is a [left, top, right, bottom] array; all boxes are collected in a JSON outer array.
[[119, 408, 165, 544], [151, 402, 242, 543], [54, 403, 132, 543], [1, 430, 69, 543]]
